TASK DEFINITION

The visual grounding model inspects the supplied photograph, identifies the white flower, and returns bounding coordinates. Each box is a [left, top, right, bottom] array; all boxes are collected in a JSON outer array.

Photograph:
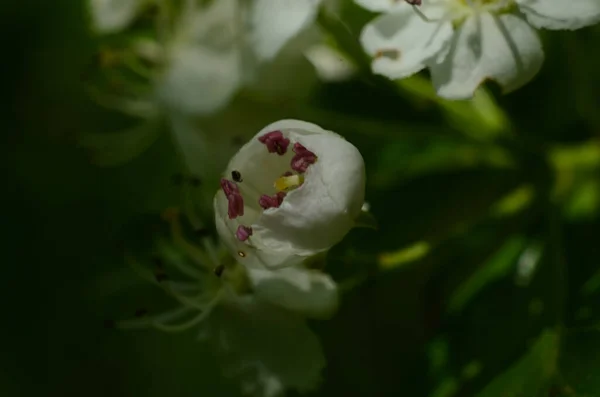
[[157, 0, 325, 116], [214, 119, 366, 270], [204, 296, 326, 397], [88, 0, 148, 34], [87, 0, 325, 115], [356, 0, 600, 99], [119, 209, 334, 396], [305, 43, 358, 82], [83, 0, 329, 219]]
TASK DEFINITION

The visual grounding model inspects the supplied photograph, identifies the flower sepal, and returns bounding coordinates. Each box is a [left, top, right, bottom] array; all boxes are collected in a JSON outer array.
[[353, 208, 378, 230]]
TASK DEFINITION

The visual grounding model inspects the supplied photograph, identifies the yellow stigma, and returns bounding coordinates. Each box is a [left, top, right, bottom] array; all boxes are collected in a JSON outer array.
[[274, 174, 304, 192]]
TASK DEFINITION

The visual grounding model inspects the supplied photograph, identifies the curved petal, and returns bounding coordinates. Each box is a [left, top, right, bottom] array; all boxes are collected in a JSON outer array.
[[360, 8, 453, 79], [429, 13, 544, 100], [252, 120, 366, 258], [89, 0, 142, 34], [215, 193, 308, 270], [248, 0, 322, 61], [247, 266, 339, 319], [203, 297, 325, 396], [305, 43, 357, 82], [517, 0, 600, 30], [157, 44, 241, 115]]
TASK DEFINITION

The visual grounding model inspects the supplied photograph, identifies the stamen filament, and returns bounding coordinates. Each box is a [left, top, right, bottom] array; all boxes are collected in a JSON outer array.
[[159, 242, 206, 279], [152, 291, 223, 332], [162, 284, 217, 310], [162, 210, 215, 271]]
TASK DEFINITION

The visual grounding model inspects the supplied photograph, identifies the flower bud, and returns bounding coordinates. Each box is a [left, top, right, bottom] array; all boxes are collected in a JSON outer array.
[[215, 119, 366, 268]]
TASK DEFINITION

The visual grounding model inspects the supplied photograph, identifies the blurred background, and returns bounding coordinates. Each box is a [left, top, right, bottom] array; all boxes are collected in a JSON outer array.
[[2, 0, 600, 396]]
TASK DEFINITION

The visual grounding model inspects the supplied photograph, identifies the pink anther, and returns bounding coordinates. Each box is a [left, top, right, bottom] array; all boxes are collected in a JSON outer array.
[[291, 143, 317, 173], [258, 131, 290, 155], [259, 192, 286, 210], [236, 225, 253, 241], [220, 178, 244, 219]]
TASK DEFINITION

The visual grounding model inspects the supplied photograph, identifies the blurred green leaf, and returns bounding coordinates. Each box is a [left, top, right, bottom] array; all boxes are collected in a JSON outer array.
[[379, 241, 432, 270], [397, 76, 511, 140], [373, 137, 514, 188], [581, 268, 600, 297], [447, 236, 527, 314], [491, 185, 536, 217], [476, 329, 559, 397]]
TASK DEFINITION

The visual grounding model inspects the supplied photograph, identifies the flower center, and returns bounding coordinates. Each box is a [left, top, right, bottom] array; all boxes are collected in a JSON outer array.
[[220, 130, 319, 246], [274, 174, 305, 192], [408, 0, 516, 26], [454, 0, 515, 15]]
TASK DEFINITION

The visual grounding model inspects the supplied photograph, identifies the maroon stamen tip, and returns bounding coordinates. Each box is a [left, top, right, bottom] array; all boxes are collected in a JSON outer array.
[[276, 191, 286, 205], [259, 193, 285, 210], [258, 130, 290, 155], [221, 178, 244, 219], [236, 225, 253, 241], [291, 143, 317, 173], [293, 142, 307, 153], [220, 178, 239, 196], [227, 192, 244, 219]]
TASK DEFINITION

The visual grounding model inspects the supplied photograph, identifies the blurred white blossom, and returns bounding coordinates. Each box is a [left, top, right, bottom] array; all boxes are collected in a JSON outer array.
[[155, 0, 325, 115], [88, 0, 150, 34], [120, 209, 333, 396], [83, 0, 333, 222], [214, 119, 366, 272], [356, 0, 600, 99], [305, 43, 357, 82]]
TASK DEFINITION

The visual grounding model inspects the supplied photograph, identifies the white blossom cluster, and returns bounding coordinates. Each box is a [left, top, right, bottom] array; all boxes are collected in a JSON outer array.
[[356, 0, 600, 98]]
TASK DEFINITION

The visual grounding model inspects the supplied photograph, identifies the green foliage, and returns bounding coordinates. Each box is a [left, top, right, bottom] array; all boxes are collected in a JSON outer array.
[[476, 330, 559, 397]]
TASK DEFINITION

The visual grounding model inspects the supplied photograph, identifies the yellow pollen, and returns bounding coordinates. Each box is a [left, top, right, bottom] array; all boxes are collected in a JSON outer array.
[[274, 174, 304, 192]]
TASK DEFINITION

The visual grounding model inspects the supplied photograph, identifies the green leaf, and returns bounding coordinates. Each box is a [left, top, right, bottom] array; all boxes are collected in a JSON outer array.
[[476, 329, 559, 397], [372, 136, 514, 188], [447, 236, 528, 314], [396, 75, 511, 141]]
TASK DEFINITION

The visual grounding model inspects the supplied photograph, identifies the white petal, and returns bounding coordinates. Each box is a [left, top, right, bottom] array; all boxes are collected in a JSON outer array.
[[355, 0, 407, 13], [248, 0, 322, 61], [429, 13, 544, 100], [517, 0, 600, 30], [156, 0, 243, 115], [157, 44, 241, 115], [180, 0, 239, 46], [247, 26, 322, 101], [252, 120, 365, 258], [248, 266, 339, 318], [360, 7, 453, 79], [169, 114, 241, 222], [214, 193, 307, 269], [89, 0, 142, 34], [204, 297, 325, 395], [304, 43, 357, 82]]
